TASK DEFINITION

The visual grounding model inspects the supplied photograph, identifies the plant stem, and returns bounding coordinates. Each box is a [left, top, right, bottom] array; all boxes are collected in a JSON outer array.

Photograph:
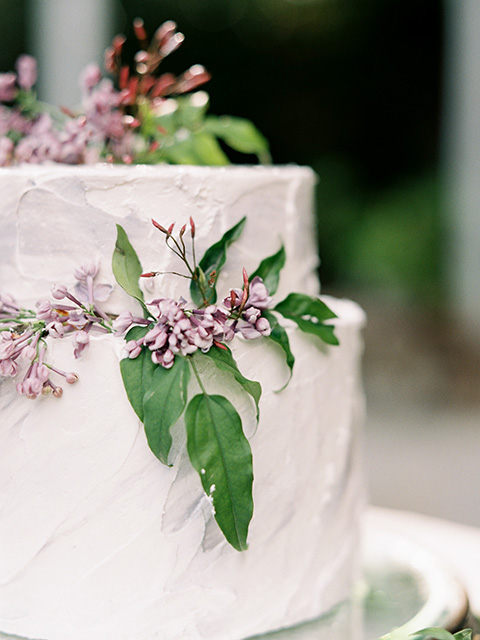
[[189, 355, 208, 395]]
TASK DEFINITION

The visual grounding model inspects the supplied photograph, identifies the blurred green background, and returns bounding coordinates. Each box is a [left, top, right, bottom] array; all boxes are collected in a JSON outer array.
[[0, 0, 444, 303]]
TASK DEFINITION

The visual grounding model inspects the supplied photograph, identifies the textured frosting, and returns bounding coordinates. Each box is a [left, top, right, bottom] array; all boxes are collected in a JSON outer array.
[[0, 165, 365, 640], [0, 164, 319, 311]]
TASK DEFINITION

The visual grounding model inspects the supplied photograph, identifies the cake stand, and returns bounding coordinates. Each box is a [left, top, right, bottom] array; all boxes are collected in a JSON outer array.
[[248, 513, 474, 640]]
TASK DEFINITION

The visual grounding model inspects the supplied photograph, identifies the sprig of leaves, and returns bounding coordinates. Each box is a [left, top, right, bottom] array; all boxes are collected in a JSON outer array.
[[136, 98, 271, 166], [409, 629, 473, 640], [380, 626, 474, 640], [112, 217, 339, 550], [190, 216, 246, 306]]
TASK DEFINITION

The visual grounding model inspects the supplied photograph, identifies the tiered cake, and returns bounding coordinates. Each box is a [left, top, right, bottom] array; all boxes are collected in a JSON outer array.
[[0, 164, 365, 640]]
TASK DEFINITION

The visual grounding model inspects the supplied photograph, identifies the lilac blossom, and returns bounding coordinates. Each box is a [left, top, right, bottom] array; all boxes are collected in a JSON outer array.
[[0, 330, 35, 379], [72, 330, 90, 358], [16, 55, 37, 90], [0, 72, 16, 101], [0, 262, 115, 400], [73, 261, 113, 306], [124, 273, 272, 370], [113, 311, 150, 336], [223, 275, 272, 340], [80, 63, 102, 93], [0, 20, 216, 166]]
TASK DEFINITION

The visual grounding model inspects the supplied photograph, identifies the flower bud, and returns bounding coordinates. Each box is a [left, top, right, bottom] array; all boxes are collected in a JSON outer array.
[[133, 17, 148, 42], [16, 55, 37, 90], [51, 284, 68, 300], [152, 218, 167, 233]]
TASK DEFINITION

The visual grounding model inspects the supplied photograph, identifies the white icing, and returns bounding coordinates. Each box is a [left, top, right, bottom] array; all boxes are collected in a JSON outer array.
[[0, 165, 365, 640]]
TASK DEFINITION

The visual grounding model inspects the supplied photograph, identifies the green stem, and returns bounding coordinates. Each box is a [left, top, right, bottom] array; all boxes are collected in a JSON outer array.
[[189, 356, 208, 396]]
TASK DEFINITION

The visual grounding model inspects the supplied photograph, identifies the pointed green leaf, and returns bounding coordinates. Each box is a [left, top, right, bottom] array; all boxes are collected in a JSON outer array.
[[112, 225, 145, 305], [262, 310, 295, 387], [185, 393, 253, 551], [250, 245, 286, 296], [409, 629, 456, 640], [143, 356, 190, 465], [453, 631, 473, 640], [162, 133, 229, 166], [200, 346, 261, 420], [204, 115, 271, 163], [119, 326, 155, 422], [274, 293, 339, 346], [188, 131, 230, 166], [190, 216, 247, 306]]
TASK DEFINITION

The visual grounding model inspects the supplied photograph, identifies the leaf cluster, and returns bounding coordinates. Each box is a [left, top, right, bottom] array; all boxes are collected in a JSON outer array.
[[112, 217, 339, 550], [134, 95, 270, 166]]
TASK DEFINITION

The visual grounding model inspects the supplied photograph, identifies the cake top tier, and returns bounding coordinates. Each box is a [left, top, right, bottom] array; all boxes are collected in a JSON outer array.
[[0, 164, 319, 311]]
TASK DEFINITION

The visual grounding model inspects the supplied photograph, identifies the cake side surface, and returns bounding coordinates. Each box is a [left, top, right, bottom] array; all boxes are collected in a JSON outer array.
[[0, 164, 319, 311], [0, 165, 365, 640]]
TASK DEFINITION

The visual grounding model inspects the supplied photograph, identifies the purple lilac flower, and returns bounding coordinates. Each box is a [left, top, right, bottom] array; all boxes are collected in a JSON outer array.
[[74, 261, 113, 305], [0, 293, 20, 316], [80, 63, 102, 93], [82, 79, 127, 141], [16, 55, 37, 90], [0, 330, 35, 378], [191, 305, 235, 348], [223, 276, 272, 340], [0, 73, 16, 102], [72, 330, 90, 358], [113, 310, 150, 336]]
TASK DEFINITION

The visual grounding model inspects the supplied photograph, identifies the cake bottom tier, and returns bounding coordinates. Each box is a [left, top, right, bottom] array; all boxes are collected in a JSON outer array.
[[0, 298, 365, 640]]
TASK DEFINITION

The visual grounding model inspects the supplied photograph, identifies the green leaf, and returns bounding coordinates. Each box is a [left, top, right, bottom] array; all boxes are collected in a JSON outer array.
[[250, 245, 286, 296], [204, 115, 271, 163], [274, 293, 339, 346], [185, 393, 254, 551], [187, 131, 230, 166], [190, 216, 247, 306], [112, 225, 145, 306], [119, 326, 155, 422], [453, 631, 473, 640], [409, 629, 456, 640], [143, 356, 190, 465], [162, 132, 230, 166], [262, 310, 295, 387], [200, 346, 261, 420]]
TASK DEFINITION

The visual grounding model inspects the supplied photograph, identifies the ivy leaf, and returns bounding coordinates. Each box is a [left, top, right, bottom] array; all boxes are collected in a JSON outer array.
[[143, 356, 191, 465], [274, 293, 339, 346], [190, 216, 247, 306], [204, 115, 271, 163], [112, 225, 145, 308], [250, 245, 286, 296], [119, 326, 155, 422], [200, 346, 261, 420], [262, 310, 295, 388], [185, 393, 254, 551]]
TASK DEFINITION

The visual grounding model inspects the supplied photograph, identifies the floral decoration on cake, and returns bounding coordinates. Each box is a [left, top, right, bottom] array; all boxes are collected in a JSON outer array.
[[0, 17, 339, 551], [0, 217, 338, 550], [0, 18, 270, 166]]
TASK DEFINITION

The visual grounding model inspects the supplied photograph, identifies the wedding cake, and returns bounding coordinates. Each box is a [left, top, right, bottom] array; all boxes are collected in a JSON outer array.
[[0, 163, 365, 640]]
